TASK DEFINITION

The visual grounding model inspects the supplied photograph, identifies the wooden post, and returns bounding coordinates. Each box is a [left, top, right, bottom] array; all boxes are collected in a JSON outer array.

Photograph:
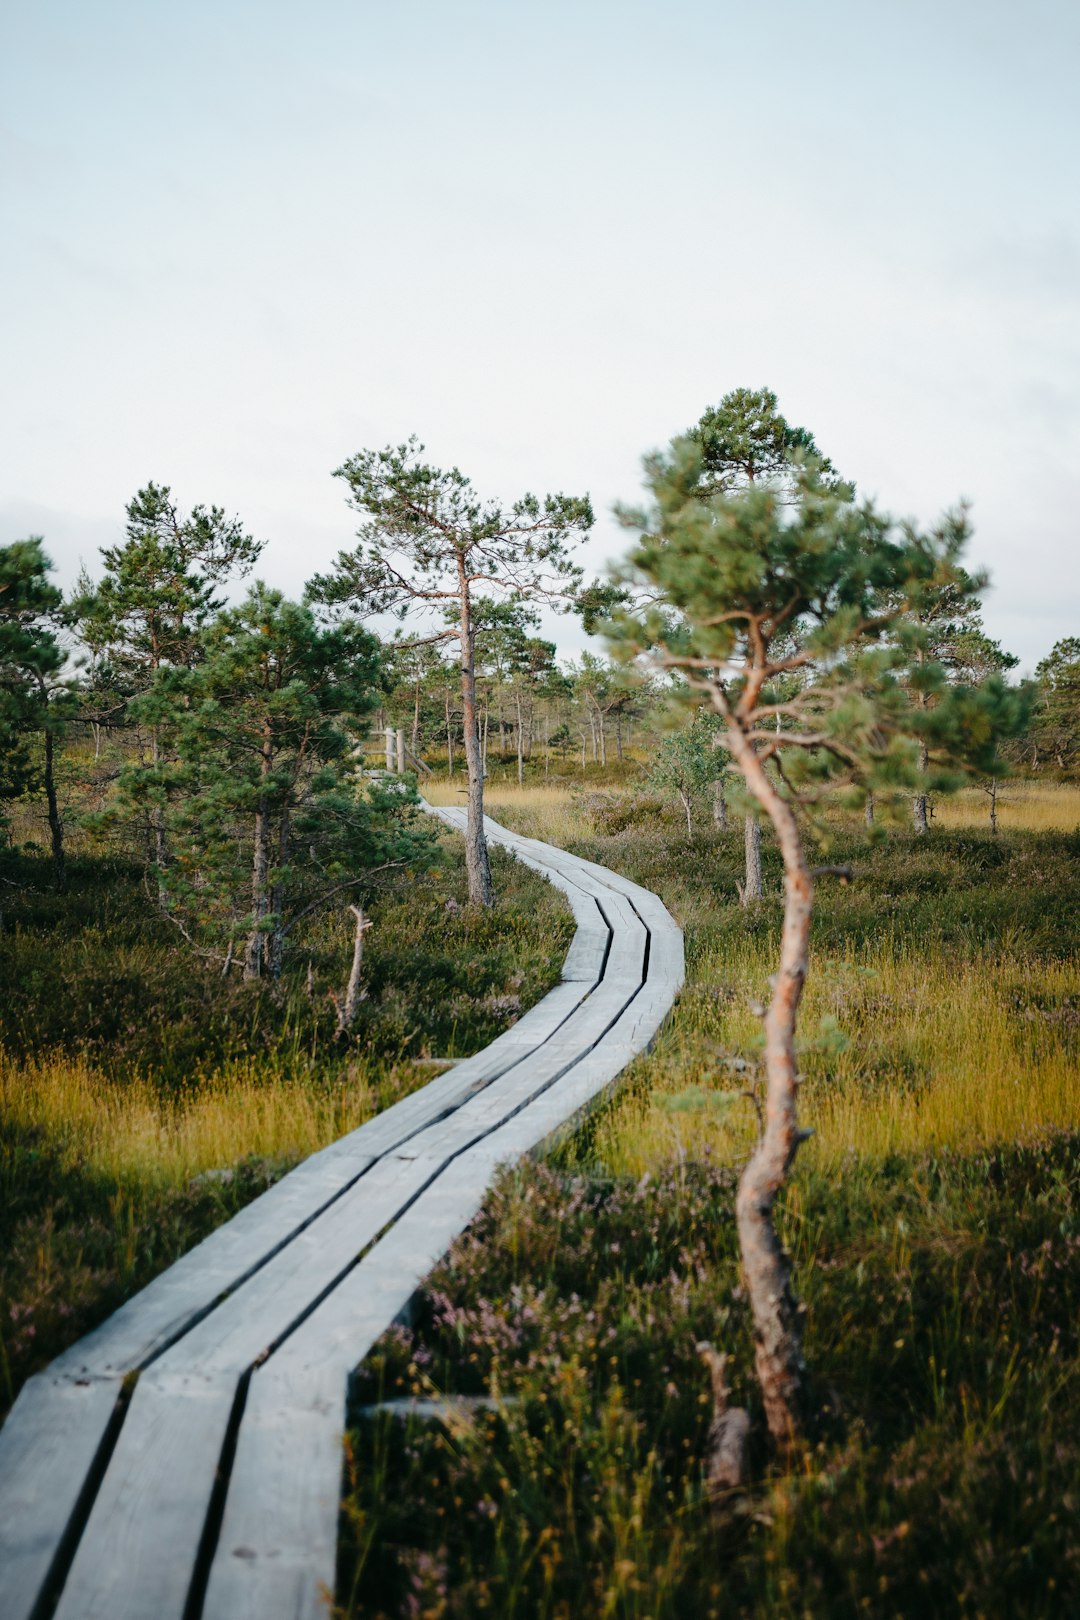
[[385, 728, 394, 771], [396, 728, 406, 775]]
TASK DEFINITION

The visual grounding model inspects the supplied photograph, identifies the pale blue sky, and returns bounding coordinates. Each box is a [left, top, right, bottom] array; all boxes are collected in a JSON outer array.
[[2, 0, 1077, 666]]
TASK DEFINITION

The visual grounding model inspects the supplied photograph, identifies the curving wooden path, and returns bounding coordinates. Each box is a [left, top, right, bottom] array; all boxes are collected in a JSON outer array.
[[0, 808, 682, 1620]]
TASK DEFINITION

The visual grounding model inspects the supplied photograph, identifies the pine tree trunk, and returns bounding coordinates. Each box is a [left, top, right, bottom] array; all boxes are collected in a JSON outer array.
[[680, 789, 692, 838], [245, 726, 274, 978], [864, 791, 875, 827], [150, 727, 169, 908], [912, 743, 929, 834], [989, 776, 998, 834], [615, 712, 624, 761], [742, 812, 763, 904], [267, 807, 290, 980], [457, 563, 493, 906], [599, 716, 607, 767], [726, 726, 810, 1445], [712, 777, 728, 830], [246, 802, 270, 979], [43, 724, 66, 893]]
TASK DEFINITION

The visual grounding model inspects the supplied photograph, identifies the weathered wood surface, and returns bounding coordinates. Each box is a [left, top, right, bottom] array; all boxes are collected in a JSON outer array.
[[0, 805, 682, 1620]]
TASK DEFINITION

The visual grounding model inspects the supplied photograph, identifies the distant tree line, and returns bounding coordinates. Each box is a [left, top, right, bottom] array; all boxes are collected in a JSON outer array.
[[1, 399, 1074, 968]]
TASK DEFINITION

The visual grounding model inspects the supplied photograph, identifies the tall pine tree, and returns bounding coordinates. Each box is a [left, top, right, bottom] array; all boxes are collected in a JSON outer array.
[[311, 439, 592, 905]]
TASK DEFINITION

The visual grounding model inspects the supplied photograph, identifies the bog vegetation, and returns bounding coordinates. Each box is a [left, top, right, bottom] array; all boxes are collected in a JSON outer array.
[[343, 780, 1080, 1619], [2, 389, 1080, 1612]]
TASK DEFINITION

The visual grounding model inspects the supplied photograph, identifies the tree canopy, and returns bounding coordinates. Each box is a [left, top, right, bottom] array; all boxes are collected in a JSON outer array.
[[687, 385, 841, 496]]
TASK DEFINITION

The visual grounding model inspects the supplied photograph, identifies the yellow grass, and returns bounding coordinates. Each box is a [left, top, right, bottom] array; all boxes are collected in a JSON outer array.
[[594, 942, 1080, 1175], [0, 1047, 394, 1190], [425, 776, 1080, 837], [422, 781, 586, 847], [929, 781, 1080, 833], [425, 777, 1080, 1168]]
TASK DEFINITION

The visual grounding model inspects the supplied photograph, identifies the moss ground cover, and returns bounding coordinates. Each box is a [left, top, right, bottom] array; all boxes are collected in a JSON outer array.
[[340, 780, 1080, 1618], [0, 825, 572, 1417]]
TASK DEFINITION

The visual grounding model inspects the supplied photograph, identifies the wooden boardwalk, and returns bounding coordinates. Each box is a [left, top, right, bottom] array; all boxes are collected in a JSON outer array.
[[0, 808, 683, 1620]]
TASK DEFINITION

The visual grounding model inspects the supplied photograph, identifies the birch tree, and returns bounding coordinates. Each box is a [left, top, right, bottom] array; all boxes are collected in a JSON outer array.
[[610, 441, 1025, 1445], [311, 439, 592, 905], [647, 711, 721, 837]]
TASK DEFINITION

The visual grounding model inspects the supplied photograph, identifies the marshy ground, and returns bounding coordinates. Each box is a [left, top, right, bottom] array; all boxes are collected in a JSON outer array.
[[339, 777, 1080, 1619], [3, 769, 1079, 1616]]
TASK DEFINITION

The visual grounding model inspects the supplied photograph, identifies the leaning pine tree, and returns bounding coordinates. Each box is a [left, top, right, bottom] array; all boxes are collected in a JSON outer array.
[[609, 441, 1026, 1446], [310, 439, 592, 906]]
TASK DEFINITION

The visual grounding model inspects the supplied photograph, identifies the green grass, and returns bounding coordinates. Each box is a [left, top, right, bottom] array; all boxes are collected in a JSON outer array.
[[339, 782, 1080, 1618], [0, 823, 573, 1417]]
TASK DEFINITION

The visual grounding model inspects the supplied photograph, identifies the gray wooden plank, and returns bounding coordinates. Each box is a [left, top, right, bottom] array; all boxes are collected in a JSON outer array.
[[53, 1370, 237, 1620], [149, 952, 646, 1375], [49, 909, 649, 1616], [0, 969, 597, 1615], [199, 873, 682, 1620], [48, 957, 653, 1615], [0, 1373, 124, 1620], [48, 1153, 378, 1381], [201, 1367, 346, 1620]]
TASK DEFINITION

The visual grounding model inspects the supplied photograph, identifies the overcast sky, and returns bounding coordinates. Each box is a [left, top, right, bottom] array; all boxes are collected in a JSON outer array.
[[2, 0, 1077, 670]]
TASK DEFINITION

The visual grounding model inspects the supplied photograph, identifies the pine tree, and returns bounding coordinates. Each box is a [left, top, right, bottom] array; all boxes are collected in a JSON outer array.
[[311, 439, 592, 905], [78, 484, 262, 889], [688, 385, 841, 497], [879, 541, 1018, 832], [682, 388, 845, 895], [0, 539, 71, 886], [132, 585, 427, 978], [609, 441, 1027, 1445], [1032, 638, 1080, 773]]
